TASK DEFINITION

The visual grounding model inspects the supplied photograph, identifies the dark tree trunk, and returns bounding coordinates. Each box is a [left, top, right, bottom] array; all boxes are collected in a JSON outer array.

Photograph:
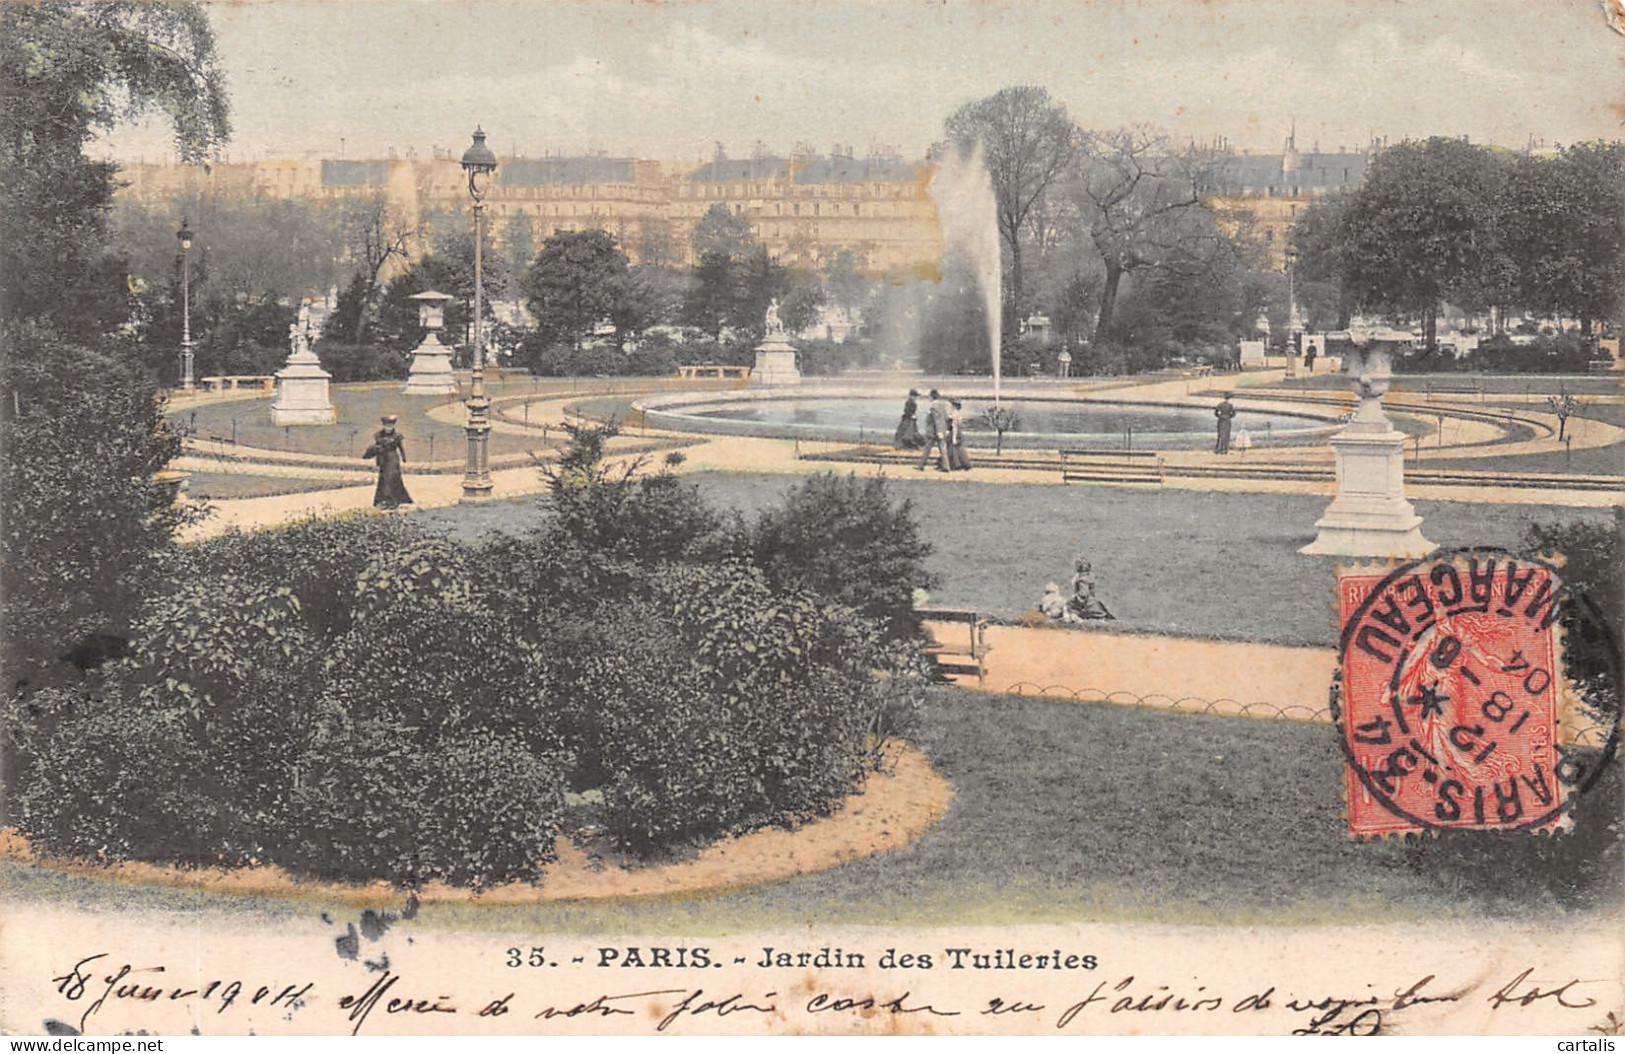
[[1096, 260, 1124, 338], [1007, 238, 1024, 335], [1424, 304, 1437, 355]]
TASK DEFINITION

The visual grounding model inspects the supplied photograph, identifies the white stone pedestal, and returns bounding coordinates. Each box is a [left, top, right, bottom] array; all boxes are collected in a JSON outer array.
[[270, 344, 335, 425], [1301, 342, 1433, 558], [1301, 428, 1434, 556], [403, 332, 457, 395], [750, 337, 801, 386]]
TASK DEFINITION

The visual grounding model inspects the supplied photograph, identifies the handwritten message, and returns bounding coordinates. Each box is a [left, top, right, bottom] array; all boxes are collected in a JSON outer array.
[[41, 942, 1615, 1037]]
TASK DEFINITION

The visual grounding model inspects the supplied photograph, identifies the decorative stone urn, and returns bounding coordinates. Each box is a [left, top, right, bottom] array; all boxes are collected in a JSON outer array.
[[403, 289, 458, 395], [1301, 340, 1434, 557]]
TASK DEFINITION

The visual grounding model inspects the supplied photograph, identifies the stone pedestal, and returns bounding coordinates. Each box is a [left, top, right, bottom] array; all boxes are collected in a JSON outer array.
[[750, 336, 801, 386], [403, 332, 457, 395], [1301, 343, 1433, 557], [270, 342, 335, 426], [1238, 340, 1266, 366]]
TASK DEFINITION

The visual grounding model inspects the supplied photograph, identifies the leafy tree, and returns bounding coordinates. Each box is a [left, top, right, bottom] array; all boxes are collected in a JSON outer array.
[[945, 86, 1076, 325], [1500, 142, 1625, 335], [728, 246, 791, 338], [1071, 127, 1232, 338], [690, 202, 752, 259], [1337, 137, 1509, 352], [521, 229, 630, 348], [1, 324, 202, 690], [779, 267, 828, 336], [685, 250, 737, 340], [0, 0, 230, 340], [613, 264, 688, 341], [0, 0, 227, 699], [328, 194, 416, 342], [1289, 193, 1357, 330]]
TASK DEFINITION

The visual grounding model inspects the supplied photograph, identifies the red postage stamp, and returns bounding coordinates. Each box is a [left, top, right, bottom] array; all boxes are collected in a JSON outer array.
[[1336, 549, 1574, 837]]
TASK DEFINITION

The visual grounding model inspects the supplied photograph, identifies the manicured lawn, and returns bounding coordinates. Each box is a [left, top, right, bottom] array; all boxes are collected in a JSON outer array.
[[6, 689, 1615, 931], [182, 471, 362, 501], [639, 475, 1611, 646], [172, 379, 567, 461]]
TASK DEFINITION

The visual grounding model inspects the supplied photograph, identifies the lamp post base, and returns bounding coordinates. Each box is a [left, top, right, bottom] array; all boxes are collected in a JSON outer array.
[[461, 397, 493, 502]]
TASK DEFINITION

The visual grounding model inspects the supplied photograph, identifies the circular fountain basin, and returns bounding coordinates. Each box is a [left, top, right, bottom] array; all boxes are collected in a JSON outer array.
[[636, 389, 1341, 449]]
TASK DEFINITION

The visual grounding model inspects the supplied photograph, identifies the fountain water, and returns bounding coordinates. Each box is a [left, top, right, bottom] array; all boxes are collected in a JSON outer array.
[[930, 143, 1002, 402]]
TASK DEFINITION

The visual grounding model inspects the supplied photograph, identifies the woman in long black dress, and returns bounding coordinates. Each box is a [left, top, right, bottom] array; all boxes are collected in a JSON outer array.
[[947, 399, 972, 470], [364, 414, 413, 508], [893, 389, 923, 448]]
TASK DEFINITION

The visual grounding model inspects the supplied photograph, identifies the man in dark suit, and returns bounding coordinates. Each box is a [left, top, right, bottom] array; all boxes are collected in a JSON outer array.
[[916, 389, 950, 472]]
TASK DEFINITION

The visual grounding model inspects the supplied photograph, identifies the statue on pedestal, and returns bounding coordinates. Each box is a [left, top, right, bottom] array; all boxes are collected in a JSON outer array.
[[270, 298, 336, 425]]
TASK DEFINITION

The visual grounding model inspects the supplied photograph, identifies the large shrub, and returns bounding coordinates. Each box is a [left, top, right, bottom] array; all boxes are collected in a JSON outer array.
[[319, 340, 408, 382], [571, 564, 903, 853], [740, 473, 938, 642], [1465, 333, 1596, 374], [7, 437, 934, 883], [0, 322, 201, 691]]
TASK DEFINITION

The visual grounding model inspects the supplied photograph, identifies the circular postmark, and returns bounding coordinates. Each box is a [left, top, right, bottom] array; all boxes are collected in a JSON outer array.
[[1333, 546, 1621, 835]]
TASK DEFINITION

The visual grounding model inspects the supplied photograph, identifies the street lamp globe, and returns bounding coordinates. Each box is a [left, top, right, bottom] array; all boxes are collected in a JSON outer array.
[[460, 126, 497, 201]]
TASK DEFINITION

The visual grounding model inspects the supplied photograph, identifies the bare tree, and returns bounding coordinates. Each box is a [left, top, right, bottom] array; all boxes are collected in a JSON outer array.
[[338, 194, 415, 341], [1072, 127, 1232, 337], [945, 86, 1076, 326]]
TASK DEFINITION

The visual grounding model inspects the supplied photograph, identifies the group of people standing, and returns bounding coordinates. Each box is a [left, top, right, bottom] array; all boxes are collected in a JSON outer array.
[[896, 388, 972, 472]]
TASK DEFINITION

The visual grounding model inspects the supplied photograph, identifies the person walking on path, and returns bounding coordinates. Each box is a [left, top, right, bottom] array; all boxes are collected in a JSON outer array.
[[947, 398, 972, 471], [1213, 393, 1237, 454], [364, 414, 414, 508], [894, 389, 923, 449], [916, 389, 950, 472]]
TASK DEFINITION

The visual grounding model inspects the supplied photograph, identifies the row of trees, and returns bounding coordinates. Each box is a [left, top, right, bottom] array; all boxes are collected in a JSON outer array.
[[944, 86, 1623, 370], [943, 87, 1266, 353], [1292, 137, 1625, 352]]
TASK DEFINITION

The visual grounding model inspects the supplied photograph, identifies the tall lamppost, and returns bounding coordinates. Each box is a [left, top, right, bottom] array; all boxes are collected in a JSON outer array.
[[459, 126, 497, 501], [177, 218, 195, 391], [1285, 246, 1302, 376]]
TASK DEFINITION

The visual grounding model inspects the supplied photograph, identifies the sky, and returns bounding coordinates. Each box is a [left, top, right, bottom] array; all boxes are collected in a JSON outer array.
[[96, 0, 1625, 163]]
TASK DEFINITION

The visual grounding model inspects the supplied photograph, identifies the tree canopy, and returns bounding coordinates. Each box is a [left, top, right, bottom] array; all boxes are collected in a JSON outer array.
[[521, 229, 631, 348], [944, 86, 1075, 324], [1, 0, 231, 336]]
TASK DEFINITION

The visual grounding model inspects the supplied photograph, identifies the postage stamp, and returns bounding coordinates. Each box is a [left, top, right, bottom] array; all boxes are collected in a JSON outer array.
[[1337, 549, 1619, 837]]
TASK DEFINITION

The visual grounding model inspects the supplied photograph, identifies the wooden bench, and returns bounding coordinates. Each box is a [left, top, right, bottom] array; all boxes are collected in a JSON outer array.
[[1059, 448, 1163, 485], [918, 607, 990, 687], [200, 374, 276, 392], [677, 364, 751, 379]]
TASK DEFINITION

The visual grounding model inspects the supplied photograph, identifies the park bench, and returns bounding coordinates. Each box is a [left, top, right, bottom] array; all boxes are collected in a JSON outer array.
[[1059, 448, 1163, 485], [1588, 359, 1616, 374], [1424, 379, 1483, 402], [200, 374, 276, 392], [677, 364, 751, 379], [917, 606, 990, 687]]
